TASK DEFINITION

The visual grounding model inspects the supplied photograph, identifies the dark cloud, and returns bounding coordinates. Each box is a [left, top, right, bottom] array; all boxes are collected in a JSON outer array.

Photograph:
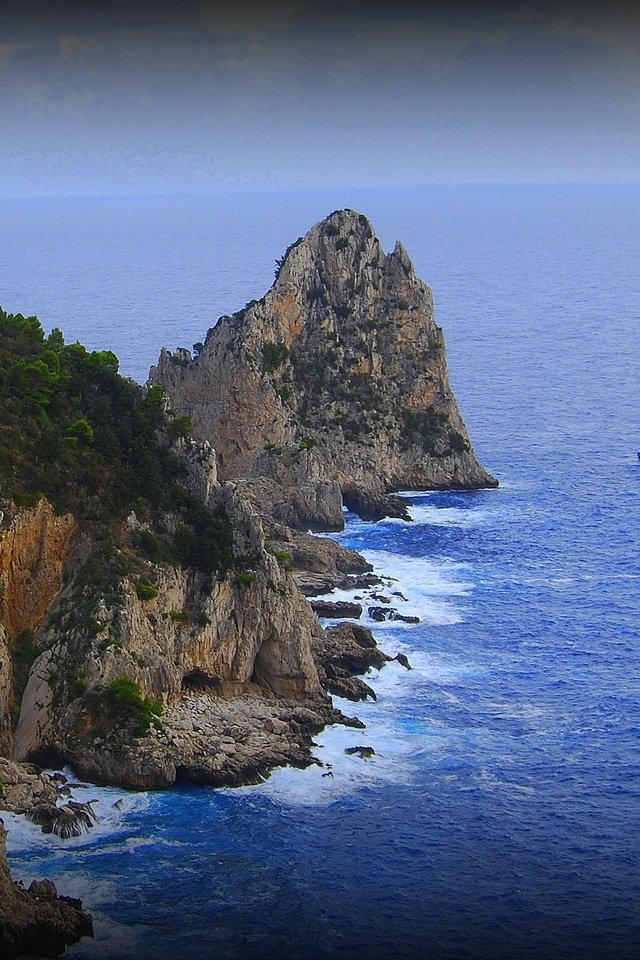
[[1, 0, 638, 194]]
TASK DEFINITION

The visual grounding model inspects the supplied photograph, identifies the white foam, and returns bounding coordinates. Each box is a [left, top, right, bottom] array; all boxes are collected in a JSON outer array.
[[236, 638, 487, 809], [363, 548, 472, 592], [65, 909, 143, 959], [4, 771, 150, 856], [408, 503, 497, 527], [239, 709, 419, 807], [313, 546, 473, 630]]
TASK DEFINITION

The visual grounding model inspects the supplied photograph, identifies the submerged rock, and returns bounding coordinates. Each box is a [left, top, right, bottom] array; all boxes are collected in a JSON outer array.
[[394, 653, 412, 670], [368, 606, 420, 624], [344, 746, 376, 760], [26, 800, 97, 839]]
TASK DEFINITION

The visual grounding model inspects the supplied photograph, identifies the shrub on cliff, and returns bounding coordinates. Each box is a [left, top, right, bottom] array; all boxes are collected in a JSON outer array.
[[104, 675, 163, 737], [261, 340, 288, 373]]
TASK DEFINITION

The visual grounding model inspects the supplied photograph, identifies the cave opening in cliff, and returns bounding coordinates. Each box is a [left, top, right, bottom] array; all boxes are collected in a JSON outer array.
[[26, 745, 67, 771], [181, 669, 221, 694]]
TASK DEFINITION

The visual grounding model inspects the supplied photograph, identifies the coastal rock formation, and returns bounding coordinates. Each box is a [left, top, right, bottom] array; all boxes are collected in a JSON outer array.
[[311, 621, 391, 703], [310, 600, 363, 619], [0, 503, 76, 756], [0, 627, 12, 755], [264, 522, 378, 596], [151, 209, 497, 528], [0, 296, 401, 955], [0, 486, 383, 794], [0, 821, 93, 959], [0, 320, 391, 798], [10, 486, 328, 789], [0, 500, 76, 640]]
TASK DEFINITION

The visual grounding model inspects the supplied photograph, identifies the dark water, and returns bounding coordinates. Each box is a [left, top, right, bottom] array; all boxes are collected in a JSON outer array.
[[2, 184, 639, 960]]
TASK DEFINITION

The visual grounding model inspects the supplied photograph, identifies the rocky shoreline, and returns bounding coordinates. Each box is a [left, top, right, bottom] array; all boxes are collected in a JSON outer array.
[[0, 820, 93, 960], [0, 208, 496, 956], [0, 535, 401, 956], [0, 761, 94, 958]]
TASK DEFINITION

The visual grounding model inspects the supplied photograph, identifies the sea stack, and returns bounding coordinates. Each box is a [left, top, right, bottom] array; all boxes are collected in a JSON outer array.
[[151, 209, 497, 530]]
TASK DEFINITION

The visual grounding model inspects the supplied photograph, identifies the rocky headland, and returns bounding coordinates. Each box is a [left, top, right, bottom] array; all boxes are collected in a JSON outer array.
[[151, 208, 497, 529], [0, 212, 495, 955]]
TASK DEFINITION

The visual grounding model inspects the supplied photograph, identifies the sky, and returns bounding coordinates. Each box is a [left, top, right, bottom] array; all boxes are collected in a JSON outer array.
[[1, 0, 639, 195]]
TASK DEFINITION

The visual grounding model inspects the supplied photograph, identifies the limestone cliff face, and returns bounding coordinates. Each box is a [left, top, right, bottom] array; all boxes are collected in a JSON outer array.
[[0, 628, 11, 755], [0, 502, 76, 755], [0, 501, 75, 640], [151, 209, 497, 528], [12, 485, 325, 788]]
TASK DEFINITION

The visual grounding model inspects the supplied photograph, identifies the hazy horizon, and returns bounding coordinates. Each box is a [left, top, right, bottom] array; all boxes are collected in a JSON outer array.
[[1, 1, 639, 197]]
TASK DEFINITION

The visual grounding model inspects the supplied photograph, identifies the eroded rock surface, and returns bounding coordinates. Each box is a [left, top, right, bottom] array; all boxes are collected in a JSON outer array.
[[0, 821, 93, 959], [151, 208, 497, 529], [10, 486, 328, 789]]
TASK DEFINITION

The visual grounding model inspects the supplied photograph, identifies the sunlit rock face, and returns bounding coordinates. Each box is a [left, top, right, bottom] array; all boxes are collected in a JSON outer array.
[[151, 209, 497, 530]]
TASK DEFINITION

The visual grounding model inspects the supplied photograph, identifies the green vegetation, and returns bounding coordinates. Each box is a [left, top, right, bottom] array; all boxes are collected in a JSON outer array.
[[145, 383, 164, 406], [170, 487, 234, 579], [274, 235, 303, 280], [401, 407, 450, 455], [261, 340, 288, 374], [168, 413, 193, 439], [235, 570, 254, 586], [276, 383, 293, 403], [0, 309, 235, 580], [135, 580, 159, 601], [271, 549, 294, 572], [69, 673, 88, 698], [132, 529, 174, 564], [104, 674, 163, 737], [449, 430, 470, 454], [0, 309, 179, 520]]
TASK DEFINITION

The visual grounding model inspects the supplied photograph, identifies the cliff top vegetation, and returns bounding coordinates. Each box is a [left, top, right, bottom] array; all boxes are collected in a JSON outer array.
[[0, 309, 233, 578]]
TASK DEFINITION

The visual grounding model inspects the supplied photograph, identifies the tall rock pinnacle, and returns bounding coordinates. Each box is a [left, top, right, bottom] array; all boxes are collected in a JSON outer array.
[[150, 209, 497, 529]]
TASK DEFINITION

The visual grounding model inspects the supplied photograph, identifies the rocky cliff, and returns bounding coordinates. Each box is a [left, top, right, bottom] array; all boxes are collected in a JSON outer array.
[[0, 219, 496, 951], [5, 481, 339, 790], [0, 443, 360, 956], [0, 820, 92, 959], [151, 209, 497, 528], [0, 309, 362, 796], [0, 502, 76, 756]]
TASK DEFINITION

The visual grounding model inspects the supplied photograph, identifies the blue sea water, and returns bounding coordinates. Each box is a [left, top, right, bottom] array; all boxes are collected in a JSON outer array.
[[1, 184, 639, 960]]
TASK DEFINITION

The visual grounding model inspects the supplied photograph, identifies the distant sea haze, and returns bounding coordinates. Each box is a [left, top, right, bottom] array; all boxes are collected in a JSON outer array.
[[3, 184, 640, 959]]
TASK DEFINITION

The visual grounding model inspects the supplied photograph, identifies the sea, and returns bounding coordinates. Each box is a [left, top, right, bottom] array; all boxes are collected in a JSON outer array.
[[0, 184, 638, 960]]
